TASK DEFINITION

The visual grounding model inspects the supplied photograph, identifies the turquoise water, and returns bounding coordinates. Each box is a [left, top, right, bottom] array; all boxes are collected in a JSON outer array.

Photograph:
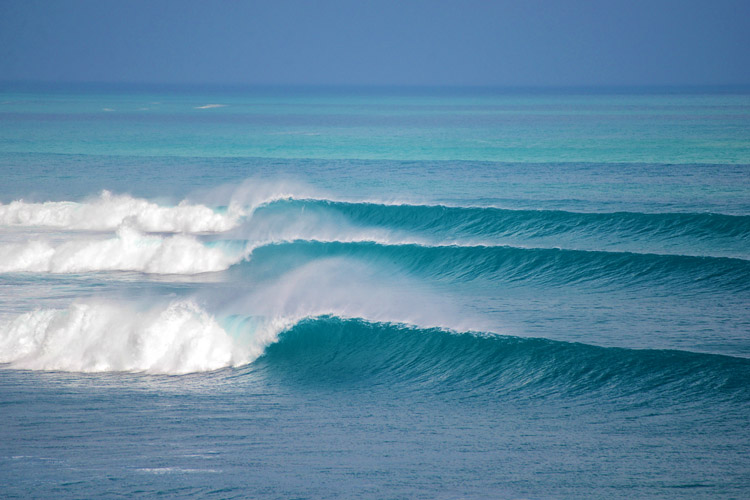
[[2, 87, 749, 164], [0, 87, 749, 498]]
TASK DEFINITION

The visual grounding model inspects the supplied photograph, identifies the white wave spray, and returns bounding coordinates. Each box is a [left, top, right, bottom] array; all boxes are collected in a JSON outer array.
[[0, 225, 245, 274], [0, 301, 242, 373], [0, 190, 243, 233], [0, 259, 491, 374]]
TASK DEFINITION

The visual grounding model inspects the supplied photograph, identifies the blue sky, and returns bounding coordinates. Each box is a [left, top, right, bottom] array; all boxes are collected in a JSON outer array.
[[1, 0, 748, 87]]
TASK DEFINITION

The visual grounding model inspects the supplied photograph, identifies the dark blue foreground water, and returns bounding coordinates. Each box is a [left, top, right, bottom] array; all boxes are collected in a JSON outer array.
[[0, 87, 749, 498]]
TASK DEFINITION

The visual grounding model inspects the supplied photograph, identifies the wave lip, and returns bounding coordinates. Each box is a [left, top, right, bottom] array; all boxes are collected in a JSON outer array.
[[0, 190, 243, 233]]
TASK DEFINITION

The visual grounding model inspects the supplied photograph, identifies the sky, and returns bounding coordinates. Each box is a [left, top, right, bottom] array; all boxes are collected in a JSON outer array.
[[1, 0, 749, 87]]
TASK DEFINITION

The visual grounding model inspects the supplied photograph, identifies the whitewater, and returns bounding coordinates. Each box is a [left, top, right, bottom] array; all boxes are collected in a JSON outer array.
[[1, 87, 749, 499]]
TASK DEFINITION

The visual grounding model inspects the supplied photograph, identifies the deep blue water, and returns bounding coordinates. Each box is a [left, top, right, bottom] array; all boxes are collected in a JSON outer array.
[[0, 87, 749, 499]]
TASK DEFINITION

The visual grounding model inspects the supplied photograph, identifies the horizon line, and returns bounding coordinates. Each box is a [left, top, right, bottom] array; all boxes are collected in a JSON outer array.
[[2, 80, 750, 95]]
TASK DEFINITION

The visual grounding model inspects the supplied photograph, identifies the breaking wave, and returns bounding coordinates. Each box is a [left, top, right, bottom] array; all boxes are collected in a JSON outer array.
[[0, 191, 243, 233], [0, 225, 245, 274], [1, 302, 747, 405], [0, 301, 256, 374]]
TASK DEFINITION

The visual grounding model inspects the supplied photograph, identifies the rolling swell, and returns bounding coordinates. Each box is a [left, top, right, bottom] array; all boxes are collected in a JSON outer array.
[[255, 316, 750, 402], [256, 199, 750, 258], [246, 240, 750, 292]]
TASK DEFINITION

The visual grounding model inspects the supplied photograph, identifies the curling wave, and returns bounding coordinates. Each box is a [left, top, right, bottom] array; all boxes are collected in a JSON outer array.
[[2, 303, 747, 404]]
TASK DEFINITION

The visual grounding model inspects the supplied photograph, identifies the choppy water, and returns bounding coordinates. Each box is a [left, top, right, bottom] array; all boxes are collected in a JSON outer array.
[[1, 87, 749, 499]]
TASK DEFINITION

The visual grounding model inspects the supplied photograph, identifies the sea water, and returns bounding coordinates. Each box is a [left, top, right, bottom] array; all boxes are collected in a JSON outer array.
[[0, 86, 748, 498]]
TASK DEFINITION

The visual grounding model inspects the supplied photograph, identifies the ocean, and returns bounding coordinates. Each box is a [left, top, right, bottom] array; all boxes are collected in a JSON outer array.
[[0, 86, 748, 499]]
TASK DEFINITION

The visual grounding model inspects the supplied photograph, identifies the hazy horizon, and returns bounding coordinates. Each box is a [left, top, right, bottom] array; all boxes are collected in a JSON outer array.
[[2, 0, 749, 88]]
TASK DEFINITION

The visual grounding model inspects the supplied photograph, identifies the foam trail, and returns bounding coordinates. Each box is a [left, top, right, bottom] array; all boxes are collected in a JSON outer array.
[[0, 300, 252, 374], [0, 191, 243, 233], [0, 225, 245, 274]]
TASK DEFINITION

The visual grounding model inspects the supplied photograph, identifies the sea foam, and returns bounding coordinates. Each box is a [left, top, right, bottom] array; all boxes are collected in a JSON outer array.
[[0, 191, 242, 233], [0, 301, 249, 373], [0, 225, 245, 274]]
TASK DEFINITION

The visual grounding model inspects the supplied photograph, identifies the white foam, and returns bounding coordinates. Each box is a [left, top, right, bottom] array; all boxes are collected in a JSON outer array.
[[0, 300, 251, 374], [0, 225, 245, 274], [0, 191, 242, 233]]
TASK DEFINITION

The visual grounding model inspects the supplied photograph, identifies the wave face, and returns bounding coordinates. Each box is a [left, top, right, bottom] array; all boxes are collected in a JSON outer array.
[[245, 240, 750, 292], [253, 199, 750, 259], [256, 316, 750, 401]]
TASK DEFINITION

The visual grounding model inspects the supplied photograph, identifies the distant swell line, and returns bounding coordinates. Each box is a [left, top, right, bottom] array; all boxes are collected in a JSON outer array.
[[254, 198, 750, 259], [244, 240, 750, 291], [261, 198, 750, 235], [3, 233, 748, 289]]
